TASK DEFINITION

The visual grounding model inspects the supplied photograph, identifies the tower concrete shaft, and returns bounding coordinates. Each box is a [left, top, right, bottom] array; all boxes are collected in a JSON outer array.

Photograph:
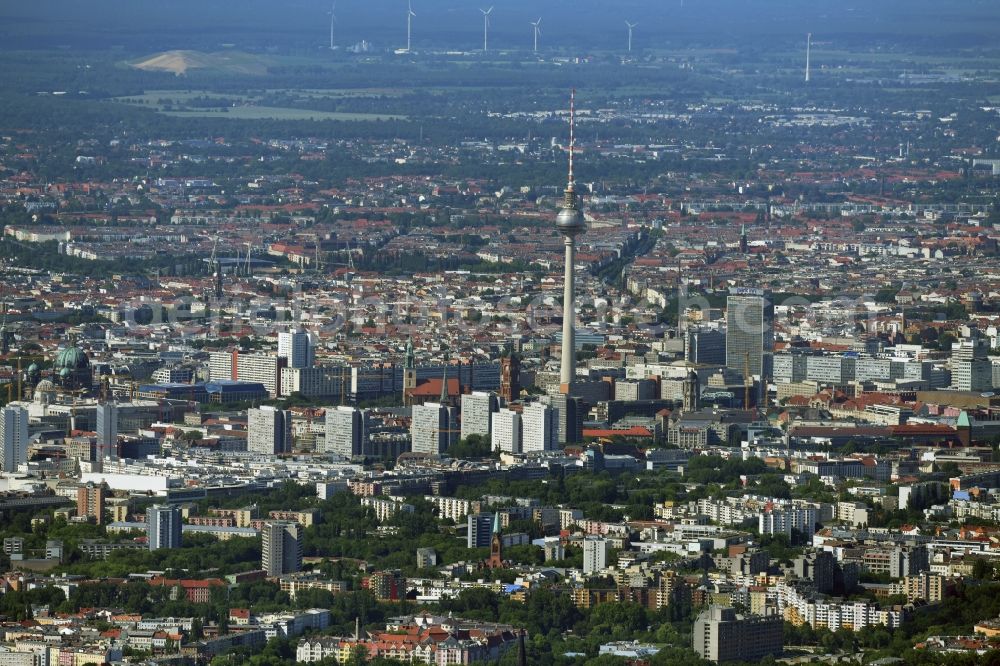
[[560, 236, 576, 393], [554, 90, 586, 394]]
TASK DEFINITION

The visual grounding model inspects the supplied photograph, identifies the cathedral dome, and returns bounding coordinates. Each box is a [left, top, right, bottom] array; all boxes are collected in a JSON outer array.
[[34, 379, 57, 404], [55, 345, 90, 371]]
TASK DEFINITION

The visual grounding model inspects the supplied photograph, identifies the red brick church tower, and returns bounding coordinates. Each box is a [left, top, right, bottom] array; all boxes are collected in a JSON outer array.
[[485, 513, 505, 569]]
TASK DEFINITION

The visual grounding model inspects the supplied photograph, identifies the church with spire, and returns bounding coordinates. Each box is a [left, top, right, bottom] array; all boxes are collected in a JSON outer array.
[[483, 513, 507, 570], [403, 350, 463, 407]]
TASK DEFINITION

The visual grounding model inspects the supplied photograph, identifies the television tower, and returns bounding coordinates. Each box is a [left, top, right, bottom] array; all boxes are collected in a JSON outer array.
[[556, 90, 586, 395]]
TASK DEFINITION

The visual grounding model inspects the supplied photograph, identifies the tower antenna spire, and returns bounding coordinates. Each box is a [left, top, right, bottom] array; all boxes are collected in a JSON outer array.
[[568, 88, 576, 190]]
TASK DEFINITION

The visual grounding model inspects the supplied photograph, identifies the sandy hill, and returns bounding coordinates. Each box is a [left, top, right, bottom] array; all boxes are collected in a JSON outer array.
[[132, 50, 268, 76]]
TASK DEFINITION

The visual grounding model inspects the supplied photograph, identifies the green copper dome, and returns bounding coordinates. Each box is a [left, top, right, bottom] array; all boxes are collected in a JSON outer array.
[[55, 345, 90, 370]]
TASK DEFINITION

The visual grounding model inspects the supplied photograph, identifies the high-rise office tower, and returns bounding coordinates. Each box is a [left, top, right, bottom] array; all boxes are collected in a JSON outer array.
[[0, 305, 9, 356], [147, 504, 182, 550], [952, 333, 992, 392], [95, 402, 118, 461], [685, 327, 727, 366], [549, 393, 585, 445], [410, 402, 458, 455], [0, 403, 28, 472], [556, 92, 586, 395], [325, 405, 368, 458], [278, 327, 314, 369], [262, 520, 302, 576], [248, 406, 293, 455], [460, 391, 500, 440], [725, 288, 774, 380], [467, 512, 496, 549]]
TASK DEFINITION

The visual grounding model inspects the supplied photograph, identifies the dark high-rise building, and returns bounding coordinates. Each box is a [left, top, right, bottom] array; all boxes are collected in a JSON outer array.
[[550, 394, 585, 445], [262, 520, 302, 576], [147, 504, 182, 551], [685, 328, 727, 366], [725, 288, 774, 380], [693, 606, 783, 663], [467, 512, 495, 549]]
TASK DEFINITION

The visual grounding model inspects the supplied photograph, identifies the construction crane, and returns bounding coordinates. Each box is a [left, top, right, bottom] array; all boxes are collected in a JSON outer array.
[[325, 236, 356, 272], [209, 236, 222, 300], [744, 352, 752, 411], [431, 423, 463, 453]]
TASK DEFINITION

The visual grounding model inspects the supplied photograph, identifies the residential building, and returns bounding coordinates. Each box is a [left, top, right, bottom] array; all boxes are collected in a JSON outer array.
[[693, 606, 783, 664], [280, 365, 350, 399], [491, 408, 522, 453], [904, 573, 950, 603], [147, 504, 182, 551], [425, 496, 481, 523], [262, 520, 302, 577], [278, 328, 314, 369], [248, 406, 293, 455], [416, 548, 437, 569], [360, 497, 414, 522], [460, 391, 500, 440], [410, 402, 458, 455], [521, 402, 559, 452], [209, 351, 286, 397], [77, 482, 107, 525], [325, 406, 367, 458], [759, 506, 818, 539], [582, 536, 609, 574]]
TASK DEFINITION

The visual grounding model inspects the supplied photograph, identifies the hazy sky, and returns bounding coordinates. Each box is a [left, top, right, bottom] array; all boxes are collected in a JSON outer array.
[[2, 0, 998, 52]]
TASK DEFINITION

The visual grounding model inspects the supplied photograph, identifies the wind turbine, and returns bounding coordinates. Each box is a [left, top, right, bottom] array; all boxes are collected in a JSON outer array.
[[328, 1, 337, 50], [406, 0, 416, 52], [625, 21, 638, 53], [530, 17, 541, 53], [481, 7, 493, 53]]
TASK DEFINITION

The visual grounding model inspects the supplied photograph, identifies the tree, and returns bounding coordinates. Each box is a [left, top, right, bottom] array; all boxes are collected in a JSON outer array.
[[347, 645, 369, 666], [973, 558, 997, 581], [446, 434, 492, 459]]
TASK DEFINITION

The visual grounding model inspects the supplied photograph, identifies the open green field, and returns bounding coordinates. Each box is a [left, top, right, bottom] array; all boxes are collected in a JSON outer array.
[[159, 107, 405, 121], [112, 89, 407, 120]]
